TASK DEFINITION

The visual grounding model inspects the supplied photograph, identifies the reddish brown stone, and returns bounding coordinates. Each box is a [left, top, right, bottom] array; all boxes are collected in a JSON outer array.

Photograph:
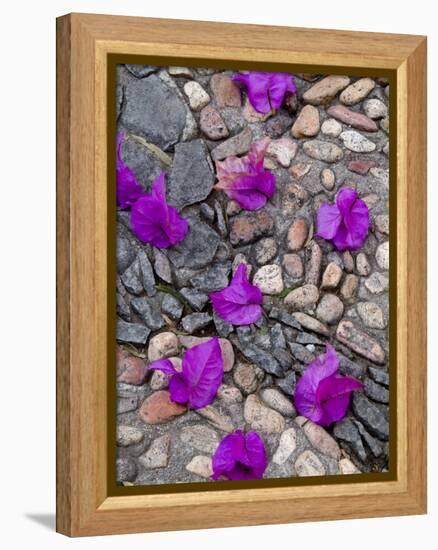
[[116, 347, 146, 385], [200, 105, 229, 140], [327, 104, 378, 132], [287, 218, 308, 251], [138, 391, 186, 424], [348, 159, 377, 175], [210, 74, 241, 107], [336, 320, 385, 364], [229, 211, 274, 246]]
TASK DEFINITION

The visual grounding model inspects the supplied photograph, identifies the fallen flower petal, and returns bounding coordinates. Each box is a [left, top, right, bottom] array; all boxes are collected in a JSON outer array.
[[147, 337, 223, 409], [212, 430, 267, 481], [233, 72, 297, 113], [210, 263, 263, 325], [130, 172, 189, 248], [116, 131, 144, 209], [316, 187, 370, 251], [214, 138, 276, 210], [294, 344, 363, 426]]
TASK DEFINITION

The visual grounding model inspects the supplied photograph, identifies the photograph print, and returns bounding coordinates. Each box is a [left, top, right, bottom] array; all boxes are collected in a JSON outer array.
[[114, 63, 391, 487]]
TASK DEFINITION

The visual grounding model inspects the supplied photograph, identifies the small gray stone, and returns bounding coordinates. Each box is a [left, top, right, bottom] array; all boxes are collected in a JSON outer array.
[[376, 241, 389, 270], [117, 395, 139, 415], [233, 362, 259, 394], [294, 450, 326, 476], [116, 293, 130, 321], [375, 214, 389, 235], [340, 130, 376, 153], [119, 137, 165, 190], [288, 342, 315, 364], [364, 377, 389, 404], [253, 264, 284, 295], [357, 302, 386, 329], [254, 238, 278, 265], [117, 319, 150, 345], [117, 457, 137, 482], [273, 428, 297, 464], [368, 366, 389, 386], [167, 140, 215, 209], [117, 237, 136, 274], [148, 332, 179, 361], [269, 307, 302, 329], [352, 392, 389, 440], [336, 320, 385, 364], [244, 395, 285, 434], [333, 418, 367, 462], [138, 250, 156, 297], [339, 77, 375, 105], [305, 242, 322, 286], [363, 98, 388, 119], [316, 294, 344, 324], [292, 312, 330, 336], [282, 253, 304, 279], [270, 323, 286, 349], [284, 284, 319, 310], [356, 252, 371, 276], [131, 297, 164, 330], [121, 258, 143, 295], [186, 455, 213, 478], [321, 118, 342, 137], [213, 310, 233, 337], [365, 272, 389, 294], [217, 384, 243, 403], [190, 262, 231, 292], [321, 262, 343, 289], [153, 249, 172, 283], [180, 287, 209, 311], [120, 75, 186, 150], [214, 200, 228, 237], [260, 388, 296, 416], [200, 202, 215, 222], [180, 424, 219, 453], [211, 127, 253, 161], [117, 425, 144, 447], [183, 81, 210, 111], [195, 405, 234, 433], [276, 371, 297, 396], [355, 420, 384, 457], [139, 434, 170, 469], [161, 294, 184, 321], [167, 218, 220, 270], [299, 418, 341, 459], [181, 312, 212, 333], [303, 140, 343, 163], [240, 345, 283, 377]]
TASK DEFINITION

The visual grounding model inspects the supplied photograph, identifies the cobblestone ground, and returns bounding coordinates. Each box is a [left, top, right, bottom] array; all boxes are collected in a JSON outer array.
[[115, 64, 390, 486]]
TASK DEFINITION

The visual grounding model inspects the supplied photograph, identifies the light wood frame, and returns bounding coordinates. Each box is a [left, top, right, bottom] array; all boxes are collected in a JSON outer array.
[[56, 13, 427, 537]]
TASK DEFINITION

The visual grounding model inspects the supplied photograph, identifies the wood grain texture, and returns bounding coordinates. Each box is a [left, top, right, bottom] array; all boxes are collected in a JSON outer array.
[[56, 13, 427, 537]]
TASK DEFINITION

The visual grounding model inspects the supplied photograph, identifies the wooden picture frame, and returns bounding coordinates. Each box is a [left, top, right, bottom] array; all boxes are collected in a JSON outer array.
[[56, 13, 427, 537]]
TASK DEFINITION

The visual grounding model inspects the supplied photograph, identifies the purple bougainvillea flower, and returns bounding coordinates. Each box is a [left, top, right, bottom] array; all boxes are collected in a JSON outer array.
[[214, 138, 276, 210], [232, 71, 297, 113], [130, 172, 189, 248], [116, 131, 145, 209], [294, 344, 363, 426], [315, 187, 370, 251], [212, 430, 267, 481], [148, 337, 223, 409], [210, 264, 263, 326]]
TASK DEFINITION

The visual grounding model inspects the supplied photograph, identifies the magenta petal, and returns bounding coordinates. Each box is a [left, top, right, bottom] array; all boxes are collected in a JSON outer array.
[[316, 203, 342, 240], [168, 373, 190, 404], [232, 72, 296, 113], [214, 139, 276, 211], [316, 376, 364, 425], [116, 131, 144, 209], [180, 337, 224, 409], [294, 344, 362, 425], [147, 358, 177, 376], [316, 187, 370, 252], [211, 430, 267, 481], [210, 264, 263, 326], [130, 172, 189, 248]]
